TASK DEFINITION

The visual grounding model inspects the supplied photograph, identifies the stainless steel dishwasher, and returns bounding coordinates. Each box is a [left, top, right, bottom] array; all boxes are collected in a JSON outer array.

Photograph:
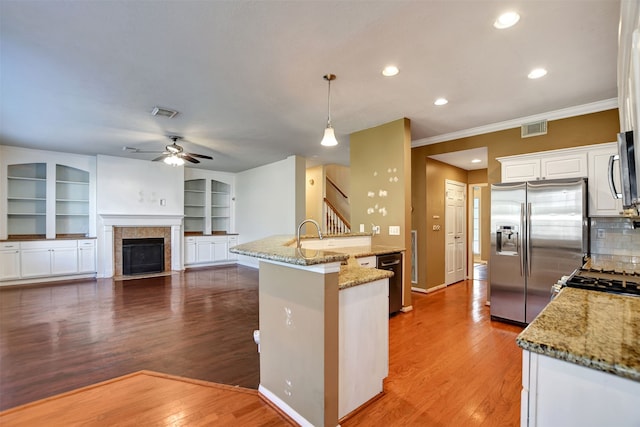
[[377, 253, 402, 314]]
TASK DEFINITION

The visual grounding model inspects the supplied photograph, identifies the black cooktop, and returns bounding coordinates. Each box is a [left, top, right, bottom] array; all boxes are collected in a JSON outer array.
[[566, 273, 640, 297]]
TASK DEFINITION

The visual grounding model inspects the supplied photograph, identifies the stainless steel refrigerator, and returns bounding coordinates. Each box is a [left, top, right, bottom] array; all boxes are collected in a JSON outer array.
[[490, 178, 588, 324]]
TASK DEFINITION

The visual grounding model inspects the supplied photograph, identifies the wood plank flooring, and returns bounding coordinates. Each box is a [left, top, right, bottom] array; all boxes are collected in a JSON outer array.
[[0, 264, 524, 426], [0, 371, 294, 426]]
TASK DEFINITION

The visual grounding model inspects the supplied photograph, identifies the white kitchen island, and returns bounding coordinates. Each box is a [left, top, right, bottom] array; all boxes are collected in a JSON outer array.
[[230, 235, 395, 427]]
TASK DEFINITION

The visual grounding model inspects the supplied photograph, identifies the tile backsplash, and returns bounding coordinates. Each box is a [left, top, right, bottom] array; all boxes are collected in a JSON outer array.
[[590, 217, 640, 257]]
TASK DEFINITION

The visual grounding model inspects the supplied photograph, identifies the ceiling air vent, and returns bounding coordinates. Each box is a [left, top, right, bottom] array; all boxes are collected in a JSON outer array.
[[521, 120, 547, 138], [151, 106, 179, 119]]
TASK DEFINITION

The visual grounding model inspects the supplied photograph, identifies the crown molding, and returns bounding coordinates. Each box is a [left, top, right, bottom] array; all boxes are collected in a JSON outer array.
[[411, 98, 618, 147]]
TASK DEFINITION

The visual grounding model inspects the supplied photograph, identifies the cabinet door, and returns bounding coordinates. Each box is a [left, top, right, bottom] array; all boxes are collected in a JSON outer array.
[[541, 153, 587, 179], [0, 249, 21, 280], [78, 246, 96, 273], [51, 247, 78, 275], [185, 242, 197, 264], [21, 249, 52, 277], [588, 145, 624, 216], [227, 236, 238, 261], [501, 158, 541, 183], [212, 238, 228, 262], [196, 241, 214, 263]]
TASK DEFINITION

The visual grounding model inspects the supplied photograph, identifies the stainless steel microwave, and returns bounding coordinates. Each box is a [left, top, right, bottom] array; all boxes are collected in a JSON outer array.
[[609, 130, 639, 213]]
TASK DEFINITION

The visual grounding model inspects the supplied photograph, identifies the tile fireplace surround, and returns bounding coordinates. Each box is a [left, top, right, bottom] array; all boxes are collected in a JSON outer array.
[[99, 214, 183, 278]]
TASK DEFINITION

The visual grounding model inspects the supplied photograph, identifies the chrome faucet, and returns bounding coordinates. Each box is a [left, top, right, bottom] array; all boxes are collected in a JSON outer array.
[[297, 219, 323, 248]]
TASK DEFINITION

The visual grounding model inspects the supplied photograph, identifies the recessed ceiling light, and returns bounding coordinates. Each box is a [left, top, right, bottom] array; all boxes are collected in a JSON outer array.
[[494, 11, 520, 29], [471, 159, 482, 164], [382, 65, 399, 77], [434, 98, 448, 106], [528, 68, 548, 79]]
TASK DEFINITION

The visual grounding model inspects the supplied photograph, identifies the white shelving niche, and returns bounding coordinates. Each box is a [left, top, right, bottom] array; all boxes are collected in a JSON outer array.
[[6, 163, 47, 238]]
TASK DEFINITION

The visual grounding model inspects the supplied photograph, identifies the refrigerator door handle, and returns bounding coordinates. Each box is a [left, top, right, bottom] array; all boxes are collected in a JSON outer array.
[[526, 202, 532, 277], [519, 203, 525, 277]]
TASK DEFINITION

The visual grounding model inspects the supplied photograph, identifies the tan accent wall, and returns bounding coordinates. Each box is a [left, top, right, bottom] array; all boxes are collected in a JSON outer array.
[[411, 109, 620, 290], [305, 165, 324, 233], [350, 118, 412, 308], [259, 262, 339, 426]]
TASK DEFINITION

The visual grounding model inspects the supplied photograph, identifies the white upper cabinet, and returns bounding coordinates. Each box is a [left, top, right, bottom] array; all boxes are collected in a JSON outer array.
[[498, 143, 624, 217], [499, 149, 587, 183], [587, 142, 624, 216]]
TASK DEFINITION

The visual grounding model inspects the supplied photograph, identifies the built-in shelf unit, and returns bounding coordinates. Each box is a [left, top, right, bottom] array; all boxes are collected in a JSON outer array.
[[211, 179, 230, 233], [55, 164, 90, 236], [184, 179, 206, 233], [7, 163, 47, 238]]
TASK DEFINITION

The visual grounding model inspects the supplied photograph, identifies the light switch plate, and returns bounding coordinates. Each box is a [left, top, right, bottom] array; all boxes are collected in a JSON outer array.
[[389, 225, 400, 235], [360, 223, 365, 233]]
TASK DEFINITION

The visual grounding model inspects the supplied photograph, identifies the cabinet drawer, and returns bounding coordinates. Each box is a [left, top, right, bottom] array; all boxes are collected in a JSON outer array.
[[77, 239, 95, 247], [357, 256, 376, 268], [0, 242, 20, 250]]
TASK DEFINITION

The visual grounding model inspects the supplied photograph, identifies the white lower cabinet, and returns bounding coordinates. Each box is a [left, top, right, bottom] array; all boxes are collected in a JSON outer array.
[[78, 240, 96, 273], [521, 350, 640, 427], [21, 240, 78, 278], [1, 239, 96, 285], [184, 235, 238, 267], [0, 242, 21, 280]]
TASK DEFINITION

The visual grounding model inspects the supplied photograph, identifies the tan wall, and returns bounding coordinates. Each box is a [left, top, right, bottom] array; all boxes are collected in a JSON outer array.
[[421, 159, 468, 288], [305, 165, 324, 233], [411, 109, 620, 290], [259, 262, 339, 426], [350, 118, 412, 308]]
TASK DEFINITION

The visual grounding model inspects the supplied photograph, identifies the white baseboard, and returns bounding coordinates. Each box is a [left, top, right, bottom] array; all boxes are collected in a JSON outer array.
[[411, 283, 447, 294], [400, 305, 413, 312], [258, 385, 314, 427]]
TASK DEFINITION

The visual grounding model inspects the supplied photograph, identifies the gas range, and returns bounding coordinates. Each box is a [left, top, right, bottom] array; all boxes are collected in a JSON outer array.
[[561, 269, 640, 297]]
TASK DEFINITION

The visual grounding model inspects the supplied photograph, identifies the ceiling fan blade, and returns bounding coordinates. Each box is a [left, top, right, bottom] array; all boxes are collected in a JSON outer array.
[[181, 154, 200, 164], [152, 154, 170, 162], [186, 152, 213, 160]]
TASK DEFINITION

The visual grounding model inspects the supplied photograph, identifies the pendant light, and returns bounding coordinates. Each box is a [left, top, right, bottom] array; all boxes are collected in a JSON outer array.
[[320, 74, 338, 147]]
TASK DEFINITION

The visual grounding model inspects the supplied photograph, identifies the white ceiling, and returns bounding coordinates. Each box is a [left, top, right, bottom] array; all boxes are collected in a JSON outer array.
[[0, 1, 620, 172]]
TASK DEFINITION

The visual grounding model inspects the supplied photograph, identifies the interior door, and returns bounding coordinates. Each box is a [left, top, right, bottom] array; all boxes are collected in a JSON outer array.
[[445, 180, 466, 285]]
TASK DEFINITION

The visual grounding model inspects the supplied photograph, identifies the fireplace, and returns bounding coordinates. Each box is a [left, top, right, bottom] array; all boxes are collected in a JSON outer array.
[[122, 238, 165, 275], [99, 214, 183, 279], [113, 226, 172, 277]]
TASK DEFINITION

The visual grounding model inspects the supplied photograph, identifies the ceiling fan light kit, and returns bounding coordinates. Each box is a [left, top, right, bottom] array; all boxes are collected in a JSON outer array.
[[129, 135, 213, 166], [320, 73, 339, 147]]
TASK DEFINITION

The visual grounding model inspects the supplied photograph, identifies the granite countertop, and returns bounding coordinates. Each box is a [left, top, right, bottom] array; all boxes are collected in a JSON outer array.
[[517, 287, 640, 381], [229, 235, 399, 290], [229, 235, 349, 266]]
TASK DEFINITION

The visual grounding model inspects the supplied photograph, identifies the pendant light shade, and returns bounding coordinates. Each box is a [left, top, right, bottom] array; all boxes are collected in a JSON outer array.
[[321, 126, 338, 147], [320, 74, 338, 147]]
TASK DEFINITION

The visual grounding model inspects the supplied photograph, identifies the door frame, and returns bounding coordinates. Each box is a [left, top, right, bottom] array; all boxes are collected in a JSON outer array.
[[444, 179, 467, 285]]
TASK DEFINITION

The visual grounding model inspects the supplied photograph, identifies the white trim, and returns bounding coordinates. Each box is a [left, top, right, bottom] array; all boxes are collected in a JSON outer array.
[[99, 214, 183, 226], [258, 385, 314, 427], [412, 98, 618, 147], [428, 283, 447, 293], [400, 305, 413, 313], [0, 273, 96, 287], [259, 258, 342, 274], [411, 286, 428, 294]]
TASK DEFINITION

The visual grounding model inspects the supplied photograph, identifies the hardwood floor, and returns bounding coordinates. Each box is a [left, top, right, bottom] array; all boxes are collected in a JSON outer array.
[[0, 265, 523, 425]]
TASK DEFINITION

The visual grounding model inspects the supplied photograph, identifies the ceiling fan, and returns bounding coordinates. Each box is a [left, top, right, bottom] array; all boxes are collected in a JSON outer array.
[[123, 135, 213, 165]]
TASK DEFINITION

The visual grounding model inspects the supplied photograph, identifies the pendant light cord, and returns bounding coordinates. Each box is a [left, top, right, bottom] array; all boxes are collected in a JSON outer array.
[[326, 77, 332, 127]]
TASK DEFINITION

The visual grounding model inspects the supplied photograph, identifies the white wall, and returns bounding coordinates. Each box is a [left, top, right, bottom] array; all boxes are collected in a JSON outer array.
[[96, 155, 184, 215], [236, 155, 306, 267]]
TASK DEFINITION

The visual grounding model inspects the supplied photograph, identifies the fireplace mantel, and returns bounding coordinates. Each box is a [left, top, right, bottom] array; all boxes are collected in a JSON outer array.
[[98, 214, 183, 278]]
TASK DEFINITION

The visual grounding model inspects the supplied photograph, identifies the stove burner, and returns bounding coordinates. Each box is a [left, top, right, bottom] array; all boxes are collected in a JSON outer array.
[[566, 274, 640, 296]]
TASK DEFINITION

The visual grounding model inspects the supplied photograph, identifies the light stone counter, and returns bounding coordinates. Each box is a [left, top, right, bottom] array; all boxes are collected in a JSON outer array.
[[517, 287, 640, 381], [229, 235, 398, 290]]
